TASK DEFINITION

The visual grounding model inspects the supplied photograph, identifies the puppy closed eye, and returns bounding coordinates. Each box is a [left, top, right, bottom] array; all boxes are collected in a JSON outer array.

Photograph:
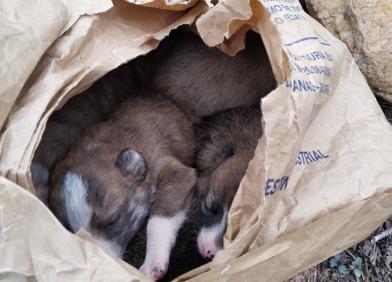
[[203, 203, 220, 217], [95, 214, 119, 230]]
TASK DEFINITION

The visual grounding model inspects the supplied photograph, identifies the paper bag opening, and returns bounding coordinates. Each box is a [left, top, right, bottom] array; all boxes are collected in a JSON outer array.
[[28, 22, 277, 280]]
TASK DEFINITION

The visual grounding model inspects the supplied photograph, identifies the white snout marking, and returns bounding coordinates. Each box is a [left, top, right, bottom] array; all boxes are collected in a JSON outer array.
[[62, 172, 123, 258], [197, 208, 228, 259], [62, 172, 92, 232]]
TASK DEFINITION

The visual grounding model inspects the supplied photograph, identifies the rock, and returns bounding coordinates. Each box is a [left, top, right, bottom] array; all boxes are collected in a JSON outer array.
[[304, 0, 392, 102]]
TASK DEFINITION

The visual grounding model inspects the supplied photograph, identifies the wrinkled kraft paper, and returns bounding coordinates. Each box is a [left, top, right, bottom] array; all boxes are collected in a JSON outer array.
[[0, 0, 392, 281]]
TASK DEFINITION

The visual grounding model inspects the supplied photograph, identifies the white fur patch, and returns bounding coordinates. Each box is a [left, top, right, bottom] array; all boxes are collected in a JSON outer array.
[[140, 212, 187, 279], [62, 172, 92, 232], [197, 208, 228, 257]]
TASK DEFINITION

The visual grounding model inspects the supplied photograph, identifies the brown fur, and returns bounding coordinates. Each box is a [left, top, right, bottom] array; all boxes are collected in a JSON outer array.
[[196, 106, 263, 184], [50, 92, 196, 255], [32, 63, 140, 204], [206, 151, 255, 210], [134, 29, 275, 122]]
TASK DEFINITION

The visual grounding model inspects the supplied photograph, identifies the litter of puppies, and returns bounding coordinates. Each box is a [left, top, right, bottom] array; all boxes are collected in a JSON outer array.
[[31, 27, 275, 280], [3, 0, 392, 281]]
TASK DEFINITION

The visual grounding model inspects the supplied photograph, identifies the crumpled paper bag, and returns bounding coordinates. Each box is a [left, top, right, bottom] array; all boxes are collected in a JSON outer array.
[[0, 0, 113, 136], [1, 0, 392, 281]]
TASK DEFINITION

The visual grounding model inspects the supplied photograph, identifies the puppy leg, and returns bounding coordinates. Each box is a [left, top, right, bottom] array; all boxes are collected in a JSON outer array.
[[139, 159, 196, 280]]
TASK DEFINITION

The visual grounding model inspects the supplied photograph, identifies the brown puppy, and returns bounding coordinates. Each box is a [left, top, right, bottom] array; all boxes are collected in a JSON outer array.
[[134, 29, 275, 122], [31, 63, 139, 204], [195, 106, 262, 259], [50, 92, 196, 281]]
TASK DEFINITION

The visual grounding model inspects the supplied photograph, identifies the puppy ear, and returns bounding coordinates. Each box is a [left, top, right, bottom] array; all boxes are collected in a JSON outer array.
[[116, 149, 146, 180]]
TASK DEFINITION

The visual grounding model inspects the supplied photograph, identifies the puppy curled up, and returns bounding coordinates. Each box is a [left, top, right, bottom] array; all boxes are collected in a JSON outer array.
[[35, 27, 274, 280], [134, 29, 275, 122], [50, 91, 196, 281], [195, 106, 263, 259]]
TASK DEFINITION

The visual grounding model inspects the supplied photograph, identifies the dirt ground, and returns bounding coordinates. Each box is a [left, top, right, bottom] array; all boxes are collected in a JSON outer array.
[[288, 97, 392, 282]]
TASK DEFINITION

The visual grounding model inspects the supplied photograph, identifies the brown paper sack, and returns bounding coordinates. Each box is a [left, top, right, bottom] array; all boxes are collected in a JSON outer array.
[[0, 0, 391, 281]]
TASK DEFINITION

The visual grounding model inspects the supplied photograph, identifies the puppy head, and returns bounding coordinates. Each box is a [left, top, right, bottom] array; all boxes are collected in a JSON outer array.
[[50, 147, 155, 257], [197, 189, 228, 260], [197, 173, 235, 260], [197, 153, 251, 260]]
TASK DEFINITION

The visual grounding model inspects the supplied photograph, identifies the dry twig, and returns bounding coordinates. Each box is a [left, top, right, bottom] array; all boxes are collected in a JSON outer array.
[[371, 227, 392, 244]]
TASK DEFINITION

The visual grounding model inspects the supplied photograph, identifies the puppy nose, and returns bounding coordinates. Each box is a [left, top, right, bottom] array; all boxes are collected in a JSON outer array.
[[203, 249, 215, 260]]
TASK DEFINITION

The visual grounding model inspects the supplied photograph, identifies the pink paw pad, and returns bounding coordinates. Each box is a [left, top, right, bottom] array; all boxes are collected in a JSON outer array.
[[152, 266, 167, 280]]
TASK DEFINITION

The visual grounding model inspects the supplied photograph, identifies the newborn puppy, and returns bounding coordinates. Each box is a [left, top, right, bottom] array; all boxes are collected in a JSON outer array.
[[31, 63, 138, 204], [195, 106, 262, 259], [50, 93, 196, 281], [134, 29, 275, 122]]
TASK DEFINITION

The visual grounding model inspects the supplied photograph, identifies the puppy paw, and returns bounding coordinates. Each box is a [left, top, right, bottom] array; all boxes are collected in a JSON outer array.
[[139, 261, 168, 281]]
